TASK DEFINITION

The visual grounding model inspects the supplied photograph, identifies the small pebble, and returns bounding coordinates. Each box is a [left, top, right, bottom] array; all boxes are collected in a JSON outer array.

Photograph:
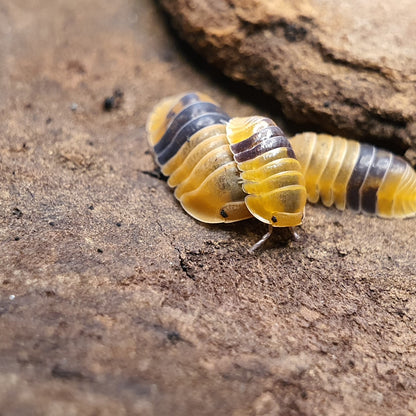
[[102, 89, 124, 112]]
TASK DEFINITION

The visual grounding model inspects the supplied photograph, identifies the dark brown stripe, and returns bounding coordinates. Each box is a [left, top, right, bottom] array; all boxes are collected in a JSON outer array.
[[360, 149, 392, 214], [154, 102, 228, 154], [230, 125, 283, 154], [346, 144, 375, 211], [156, 112, 229, 165], [233, 135, 293, 163], [165, 93, 202, 123]]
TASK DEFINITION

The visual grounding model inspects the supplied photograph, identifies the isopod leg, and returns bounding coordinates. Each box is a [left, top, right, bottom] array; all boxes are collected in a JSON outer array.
[[290, 227, 300, 241], [248, 224, 273, 254], [249, 225, 300, 253]]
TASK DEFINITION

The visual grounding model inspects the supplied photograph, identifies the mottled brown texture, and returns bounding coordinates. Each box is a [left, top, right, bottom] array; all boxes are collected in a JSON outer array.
[[1, 0, 416, 415], [159, 0, 416, 159]]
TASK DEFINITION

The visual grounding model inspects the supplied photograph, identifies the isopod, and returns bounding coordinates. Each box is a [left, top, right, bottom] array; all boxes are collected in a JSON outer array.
[[147, 92, 307, 251], [290, 133, 416, 218], [147, 92, 416, 250]]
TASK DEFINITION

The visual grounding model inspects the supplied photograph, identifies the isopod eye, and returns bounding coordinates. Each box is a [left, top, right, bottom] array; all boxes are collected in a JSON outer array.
[[271, 216, 277, 223], [220, 209, 228, 218]]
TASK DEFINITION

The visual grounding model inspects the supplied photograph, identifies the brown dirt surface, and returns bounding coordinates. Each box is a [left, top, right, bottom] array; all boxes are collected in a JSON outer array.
[[159, 0, 416, 160], [1, 0, 416, 415]]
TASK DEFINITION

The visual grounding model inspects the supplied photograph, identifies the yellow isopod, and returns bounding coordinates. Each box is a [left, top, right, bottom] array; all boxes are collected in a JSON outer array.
[[290, 133, 416, 218], [147, 92, 307, 251]]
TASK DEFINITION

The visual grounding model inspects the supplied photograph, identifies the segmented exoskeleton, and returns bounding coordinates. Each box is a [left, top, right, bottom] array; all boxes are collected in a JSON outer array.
[[290, 133, 416, 218], [147, 92, 416, 250], [147, 92, 307, 250]]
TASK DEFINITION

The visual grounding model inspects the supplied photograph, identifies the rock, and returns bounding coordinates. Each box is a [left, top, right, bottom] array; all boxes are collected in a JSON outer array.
[[160, 0, 416, 157]]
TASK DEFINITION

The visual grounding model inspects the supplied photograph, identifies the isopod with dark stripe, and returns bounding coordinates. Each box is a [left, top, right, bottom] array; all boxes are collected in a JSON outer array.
[[290, 133, 416, 218], [147, 92, 307, 251], [147, 92, 416, 250]]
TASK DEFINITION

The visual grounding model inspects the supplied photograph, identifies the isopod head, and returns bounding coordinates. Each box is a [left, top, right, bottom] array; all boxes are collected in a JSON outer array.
[[226, 116, 307, 227]]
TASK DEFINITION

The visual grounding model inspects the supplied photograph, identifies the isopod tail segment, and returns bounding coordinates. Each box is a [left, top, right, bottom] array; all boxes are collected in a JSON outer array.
[[290, 132, 416, 218], [146, 92, 307, 251]]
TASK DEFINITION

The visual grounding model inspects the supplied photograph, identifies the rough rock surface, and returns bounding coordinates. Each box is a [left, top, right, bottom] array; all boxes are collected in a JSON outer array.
[[1, 0, 416, 415], [160, 0, 416, 159]]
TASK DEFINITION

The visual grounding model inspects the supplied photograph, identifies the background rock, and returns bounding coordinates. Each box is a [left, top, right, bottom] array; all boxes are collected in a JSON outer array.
[[1, 0, 416, 415], [159, 0, 416, 159]]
